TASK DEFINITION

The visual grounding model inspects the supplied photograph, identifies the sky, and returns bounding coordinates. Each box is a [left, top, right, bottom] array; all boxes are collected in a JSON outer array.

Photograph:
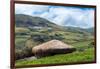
[[15, 4, 95, 28]]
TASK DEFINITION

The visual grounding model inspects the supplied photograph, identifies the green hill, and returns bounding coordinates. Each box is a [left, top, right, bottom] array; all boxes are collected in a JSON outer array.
[[15, 14, 94, 60], [15, 14, 64, 31]]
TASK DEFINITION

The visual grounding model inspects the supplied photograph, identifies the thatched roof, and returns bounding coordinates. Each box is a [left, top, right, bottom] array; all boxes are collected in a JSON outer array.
[[32, 40, 76, 58]]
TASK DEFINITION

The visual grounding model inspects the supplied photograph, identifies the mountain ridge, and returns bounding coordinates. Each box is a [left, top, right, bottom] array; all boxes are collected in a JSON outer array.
[[15, 14, 94, 34]]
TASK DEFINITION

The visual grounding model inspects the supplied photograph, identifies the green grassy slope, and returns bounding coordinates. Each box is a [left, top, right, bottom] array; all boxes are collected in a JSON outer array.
[[15, 14, 95, 65], [15, 40, 95, 66], [16, 48, 94, 66]]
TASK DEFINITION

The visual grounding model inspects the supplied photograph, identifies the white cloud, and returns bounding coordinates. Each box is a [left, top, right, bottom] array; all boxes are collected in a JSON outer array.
[[15, 4, 49, 16], [15, 4, 95, 28]]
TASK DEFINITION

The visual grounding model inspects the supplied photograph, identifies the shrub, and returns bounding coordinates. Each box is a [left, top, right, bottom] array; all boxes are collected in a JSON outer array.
[[15, 46, 34, 60]]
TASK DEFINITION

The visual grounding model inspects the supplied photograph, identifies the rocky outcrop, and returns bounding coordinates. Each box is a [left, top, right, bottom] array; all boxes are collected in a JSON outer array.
[[32, 40, 76, 58]]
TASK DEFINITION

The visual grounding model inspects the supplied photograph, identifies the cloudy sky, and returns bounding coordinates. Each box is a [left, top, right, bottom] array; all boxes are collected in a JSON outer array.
[[15, 4, 95, 28]]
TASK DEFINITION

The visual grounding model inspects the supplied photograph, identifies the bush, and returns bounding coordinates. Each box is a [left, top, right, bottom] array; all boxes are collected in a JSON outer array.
[[31, 34, 50, 42], [87, 41, 95, 48], [15, 46, 33, 60], [15, 38, 34, 60]]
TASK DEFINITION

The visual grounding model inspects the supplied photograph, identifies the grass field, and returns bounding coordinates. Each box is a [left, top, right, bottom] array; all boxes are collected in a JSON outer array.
[[15, 40, 95, 66], [16, 48, 94, 66]]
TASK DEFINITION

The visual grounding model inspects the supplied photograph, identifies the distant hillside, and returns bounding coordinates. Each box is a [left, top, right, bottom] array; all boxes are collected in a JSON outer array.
[[63, 26, 94, 35], [15, 14, 94, 34], [85, 27, 94, 34], [15, 14, 63, 31]]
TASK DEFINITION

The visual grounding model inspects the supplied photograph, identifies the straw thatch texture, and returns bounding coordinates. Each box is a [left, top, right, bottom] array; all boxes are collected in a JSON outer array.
[[32, 40, 76, 58]]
